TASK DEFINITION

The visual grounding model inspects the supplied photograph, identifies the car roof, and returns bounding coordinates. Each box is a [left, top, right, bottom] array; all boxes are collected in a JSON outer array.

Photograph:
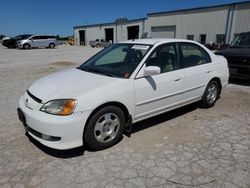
[[119, 38, 197, 45]]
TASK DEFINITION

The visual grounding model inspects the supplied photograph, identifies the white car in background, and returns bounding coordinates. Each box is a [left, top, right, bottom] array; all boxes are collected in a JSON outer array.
[[16, 35, 58, 49], [18, 39, 229, 150]]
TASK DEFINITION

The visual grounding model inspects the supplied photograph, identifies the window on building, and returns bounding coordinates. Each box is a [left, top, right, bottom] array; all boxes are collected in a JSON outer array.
[[216, 34, 225, 44], [186, 35, 194, 40], [200, 34, 207, 44]]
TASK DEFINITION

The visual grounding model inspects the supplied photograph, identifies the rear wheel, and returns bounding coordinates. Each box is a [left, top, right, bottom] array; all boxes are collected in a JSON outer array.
[[49, 43, 55, 49], [84, 106, 125, 150], [201, 80, 219, 108], [23, 43, 30, 50]]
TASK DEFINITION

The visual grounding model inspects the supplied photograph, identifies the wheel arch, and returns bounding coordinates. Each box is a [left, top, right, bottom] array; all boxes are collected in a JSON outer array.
[[49, 42, 55, 48], [83, 101, 130, 135], [208, 77, 222, 95], [23, 43, 30, 49]]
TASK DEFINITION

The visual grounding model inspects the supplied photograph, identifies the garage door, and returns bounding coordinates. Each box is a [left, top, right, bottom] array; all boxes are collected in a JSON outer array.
[[151, 26, 176, 38]]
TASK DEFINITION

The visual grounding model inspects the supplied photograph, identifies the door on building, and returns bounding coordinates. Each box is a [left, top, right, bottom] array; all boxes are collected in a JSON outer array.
[[105, 28, 114, 43], [151, 26, 176, 38], [79, 30, 85, 46], [200, 34, 207, 44], [127, 26, 139, 40]]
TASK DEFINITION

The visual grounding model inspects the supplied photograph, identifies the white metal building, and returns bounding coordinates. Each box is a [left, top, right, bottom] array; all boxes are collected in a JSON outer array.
[[74, 1, 250, 46], [74, 18, 147, 46]]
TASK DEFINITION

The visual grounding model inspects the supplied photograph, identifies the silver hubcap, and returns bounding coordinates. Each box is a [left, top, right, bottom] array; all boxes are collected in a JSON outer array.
[[207, 84, 217, 104], [94, 113, 120, 143]]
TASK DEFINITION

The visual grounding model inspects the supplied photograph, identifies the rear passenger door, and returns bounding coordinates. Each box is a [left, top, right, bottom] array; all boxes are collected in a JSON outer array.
[[40, 36, 49, 47], [178, 42, 213, 102]]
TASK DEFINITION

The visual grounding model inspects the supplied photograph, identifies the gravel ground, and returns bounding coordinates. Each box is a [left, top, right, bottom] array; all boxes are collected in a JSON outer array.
[[0, 45, 249, 188]]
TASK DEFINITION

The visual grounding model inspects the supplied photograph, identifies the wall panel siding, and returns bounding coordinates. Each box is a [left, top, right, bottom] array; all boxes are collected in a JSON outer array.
[[74, 2, 250, 45], [148, 6, 229, 42], [232, 4, 250, 35]]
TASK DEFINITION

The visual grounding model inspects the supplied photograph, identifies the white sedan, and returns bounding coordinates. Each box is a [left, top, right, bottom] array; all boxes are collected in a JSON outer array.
[[18, 39, 229, 150]]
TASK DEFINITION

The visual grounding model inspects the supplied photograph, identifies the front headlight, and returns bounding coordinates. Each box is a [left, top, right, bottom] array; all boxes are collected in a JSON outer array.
[[40, 99, 77, 116]]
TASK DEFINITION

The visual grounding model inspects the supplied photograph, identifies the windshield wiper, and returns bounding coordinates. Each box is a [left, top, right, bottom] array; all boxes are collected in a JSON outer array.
[[89, 68, 116, 77], [77, 66, 115, 77], [77, 66, 87, 71]]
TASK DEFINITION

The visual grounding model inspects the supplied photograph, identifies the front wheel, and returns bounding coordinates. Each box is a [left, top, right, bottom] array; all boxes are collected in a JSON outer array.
[[84, 106, 125, 150], [201, 80, 219, 108], [23, 43, 30, 50]]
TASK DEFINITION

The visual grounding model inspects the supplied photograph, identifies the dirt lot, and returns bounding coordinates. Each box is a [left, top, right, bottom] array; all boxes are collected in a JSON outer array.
[[0, 45, 249, 188]]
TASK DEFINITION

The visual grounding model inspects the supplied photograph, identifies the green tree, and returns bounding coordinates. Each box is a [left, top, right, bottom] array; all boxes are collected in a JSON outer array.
[[0, 35, 6, 40], [114, 17, 129, 23]]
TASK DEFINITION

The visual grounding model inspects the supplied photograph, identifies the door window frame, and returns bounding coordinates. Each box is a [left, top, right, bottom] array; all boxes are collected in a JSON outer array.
[[178, 42, 212, 69], [135, 42, 180, 79]]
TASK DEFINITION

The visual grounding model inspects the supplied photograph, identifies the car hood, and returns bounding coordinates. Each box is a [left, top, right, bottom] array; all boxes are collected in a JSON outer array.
[[28, 68, 121, 102], [215, 48, 250, 58]]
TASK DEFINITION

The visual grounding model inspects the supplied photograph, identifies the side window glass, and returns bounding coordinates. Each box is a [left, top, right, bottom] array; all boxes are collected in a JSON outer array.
[[32, 36, 39, 40], [180, 43, 211, 68], [146, 44, 178, 73]]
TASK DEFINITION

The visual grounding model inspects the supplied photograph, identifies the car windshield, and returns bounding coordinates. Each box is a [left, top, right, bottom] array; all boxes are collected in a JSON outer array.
[[230, 33, 250, 48], [79, 43, 152, 78]]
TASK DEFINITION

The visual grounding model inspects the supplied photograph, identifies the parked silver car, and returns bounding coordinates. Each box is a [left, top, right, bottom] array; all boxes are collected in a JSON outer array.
[[16, 35, 58, 49], [89, 39, 112, 48]]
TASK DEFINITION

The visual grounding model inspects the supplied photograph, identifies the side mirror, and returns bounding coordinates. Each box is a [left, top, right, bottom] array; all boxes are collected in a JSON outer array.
[[144, 66, 161, 76]]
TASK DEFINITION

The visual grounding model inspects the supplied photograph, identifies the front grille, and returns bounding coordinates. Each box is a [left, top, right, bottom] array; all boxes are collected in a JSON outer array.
[[27, 90, 42, 103]]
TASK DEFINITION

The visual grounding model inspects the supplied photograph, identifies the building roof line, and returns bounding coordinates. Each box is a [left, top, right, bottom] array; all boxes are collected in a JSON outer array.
[[74, 18, 147, 29], [147, 1, 250, 16]]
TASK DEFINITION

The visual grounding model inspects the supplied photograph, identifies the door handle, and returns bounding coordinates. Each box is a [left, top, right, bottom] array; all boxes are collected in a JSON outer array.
[[207, 70, 212, 73], [174, 78, 182, 82]]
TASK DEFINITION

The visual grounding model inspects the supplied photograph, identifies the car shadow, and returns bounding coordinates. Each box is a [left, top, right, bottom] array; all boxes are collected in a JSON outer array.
[[26, 133, 86, 158], [125, 102, 198, 136], [229, 78, 250, 86]]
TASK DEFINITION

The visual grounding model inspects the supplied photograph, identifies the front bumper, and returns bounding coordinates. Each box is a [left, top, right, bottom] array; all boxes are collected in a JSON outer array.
[[18, 94, 92, 150]]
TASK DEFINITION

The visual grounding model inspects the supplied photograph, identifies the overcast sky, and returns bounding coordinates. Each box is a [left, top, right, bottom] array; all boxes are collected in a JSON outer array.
[[0, 0, 247, 37]]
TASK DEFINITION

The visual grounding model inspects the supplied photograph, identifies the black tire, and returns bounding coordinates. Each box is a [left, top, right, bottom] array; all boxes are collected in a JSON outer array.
[[49, 43, 55, 49], [201, 80, 219, 108], [84, 106, 125, 150], [23, 43, 30, 50]]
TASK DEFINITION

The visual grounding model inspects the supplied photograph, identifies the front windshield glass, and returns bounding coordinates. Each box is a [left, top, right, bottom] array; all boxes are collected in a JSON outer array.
[[230, 33, 250, 48], [79, 43, 152, 78], [13, 35, 22, 40]]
